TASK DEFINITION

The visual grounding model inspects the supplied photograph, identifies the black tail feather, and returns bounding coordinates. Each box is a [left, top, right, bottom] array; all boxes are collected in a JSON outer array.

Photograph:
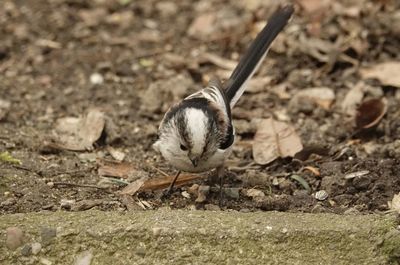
[[224, 5, 294, 107]]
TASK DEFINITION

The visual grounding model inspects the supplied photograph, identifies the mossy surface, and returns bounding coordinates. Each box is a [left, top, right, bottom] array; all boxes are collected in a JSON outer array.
[[0, 210, 399, 265]]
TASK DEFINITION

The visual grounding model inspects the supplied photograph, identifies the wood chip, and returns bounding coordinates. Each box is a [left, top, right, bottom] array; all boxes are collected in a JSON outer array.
[[303, 166, 321, 177]]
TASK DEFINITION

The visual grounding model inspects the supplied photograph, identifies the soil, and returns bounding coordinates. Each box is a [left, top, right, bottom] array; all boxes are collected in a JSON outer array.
[[1, 0, 400, 215]]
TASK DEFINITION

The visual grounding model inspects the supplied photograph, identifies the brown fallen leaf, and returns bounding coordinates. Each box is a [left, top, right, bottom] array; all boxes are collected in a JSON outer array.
[[53, 108, 106, 151], [120, 176, 148, 195], [97, 159, 136, 179], [355, 98, 387, 130], [252, 118, 303, 165], [119, 174, 203, 196], [341, 82, 365, 116], [140, 174, 203, 191], [360, 61, 400, 87]]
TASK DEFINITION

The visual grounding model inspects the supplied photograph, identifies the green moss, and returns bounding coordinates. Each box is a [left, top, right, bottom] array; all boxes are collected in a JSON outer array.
[[0, 152, 21, 165]]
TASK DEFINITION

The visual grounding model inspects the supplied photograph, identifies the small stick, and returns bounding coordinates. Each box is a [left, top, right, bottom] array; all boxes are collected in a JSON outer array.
[[149, 165, 170, 177], [52, 182, 112, 193], [167, 171, 181, 194]]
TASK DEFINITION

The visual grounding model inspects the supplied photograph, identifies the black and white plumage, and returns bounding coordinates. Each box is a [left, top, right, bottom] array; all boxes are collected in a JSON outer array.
[[153, 5, 294, 187]]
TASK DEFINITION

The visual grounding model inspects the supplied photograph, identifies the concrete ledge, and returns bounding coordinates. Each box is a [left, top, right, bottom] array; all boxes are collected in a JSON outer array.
[[1, 210, 399, 264]]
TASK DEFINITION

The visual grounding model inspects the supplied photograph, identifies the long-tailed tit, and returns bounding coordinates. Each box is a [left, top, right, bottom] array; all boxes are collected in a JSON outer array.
[[153, 5, 294, 194]]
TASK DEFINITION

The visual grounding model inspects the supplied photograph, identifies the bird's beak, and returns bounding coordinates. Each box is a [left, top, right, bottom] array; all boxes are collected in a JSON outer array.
[[189, 154, 199, 167], [190, 158, 199, 167]]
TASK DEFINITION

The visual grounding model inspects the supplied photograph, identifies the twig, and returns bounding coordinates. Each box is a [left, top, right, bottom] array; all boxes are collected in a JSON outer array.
[[228, 162, 259, 172], [52, 168, 93, 176], [52, 182, 112, 193], [12, 165, 42, 176], [149, 165, 169, 177]]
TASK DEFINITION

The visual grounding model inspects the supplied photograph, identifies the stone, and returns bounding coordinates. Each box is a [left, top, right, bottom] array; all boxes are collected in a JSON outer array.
[[6, 227, 24, 250], [41, 227, 56, 246]]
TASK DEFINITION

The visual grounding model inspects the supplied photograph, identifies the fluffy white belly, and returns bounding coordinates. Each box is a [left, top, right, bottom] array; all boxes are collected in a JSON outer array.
[[168, 147, 232, 173]]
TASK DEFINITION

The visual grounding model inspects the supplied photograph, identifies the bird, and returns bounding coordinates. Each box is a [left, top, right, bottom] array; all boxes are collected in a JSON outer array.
[[153, 5, 294, 197]]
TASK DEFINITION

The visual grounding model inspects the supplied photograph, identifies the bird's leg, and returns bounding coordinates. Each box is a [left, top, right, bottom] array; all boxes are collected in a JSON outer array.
[[217, 164, 225, 206], [167, 171, 181, 194]]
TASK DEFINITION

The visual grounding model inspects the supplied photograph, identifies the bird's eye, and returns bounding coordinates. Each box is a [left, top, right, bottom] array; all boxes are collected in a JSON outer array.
[[180, 144, 188, 151]]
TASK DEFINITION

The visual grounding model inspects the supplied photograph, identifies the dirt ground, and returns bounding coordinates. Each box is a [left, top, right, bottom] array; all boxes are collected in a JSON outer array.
[[1, 0, 400, 215]]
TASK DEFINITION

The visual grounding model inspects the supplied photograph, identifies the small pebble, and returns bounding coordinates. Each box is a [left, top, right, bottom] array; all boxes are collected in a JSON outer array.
[[187, 184, 199, 195], [245, 188, 265, 199], [31, 242, 42, 255], [60, 199, 75, 210], [21, 244, 32, 256], [135, 245, 146, 257], [204, 204, 220, 211], [223, 188, 240, 199], [181, 191, 191, 199], [74, 250, 93, 265], [1, 197, 16, 207], [195, 185, 210, 203], [6, 227, 24, 250], [41, 227, 56, 246], [89, 73, 104, 85], [40, 258, 52, 265], [315, 190, 328, 201], [46, 182, 54, 188]]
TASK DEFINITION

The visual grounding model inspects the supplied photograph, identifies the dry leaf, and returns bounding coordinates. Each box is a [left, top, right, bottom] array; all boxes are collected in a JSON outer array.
[[252, 118, 303, 165], [341, 82, 365, 116], [120, 176, 148, 195], [119, 174, 202, 196], [200, 52, 237, 70], [107, 147, 125, 161], [360, 61, 400, 87], [97, 159, 136, 179], [54, 108, 106, 151], [246, 76, 274, 93], [140, 174, 202, 191], [355, 98, 387, 129]]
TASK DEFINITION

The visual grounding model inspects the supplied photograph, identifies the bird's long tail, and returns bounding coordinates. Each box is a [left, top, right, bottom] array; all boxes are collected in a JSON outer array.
[[224, 5, 294, 108]]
